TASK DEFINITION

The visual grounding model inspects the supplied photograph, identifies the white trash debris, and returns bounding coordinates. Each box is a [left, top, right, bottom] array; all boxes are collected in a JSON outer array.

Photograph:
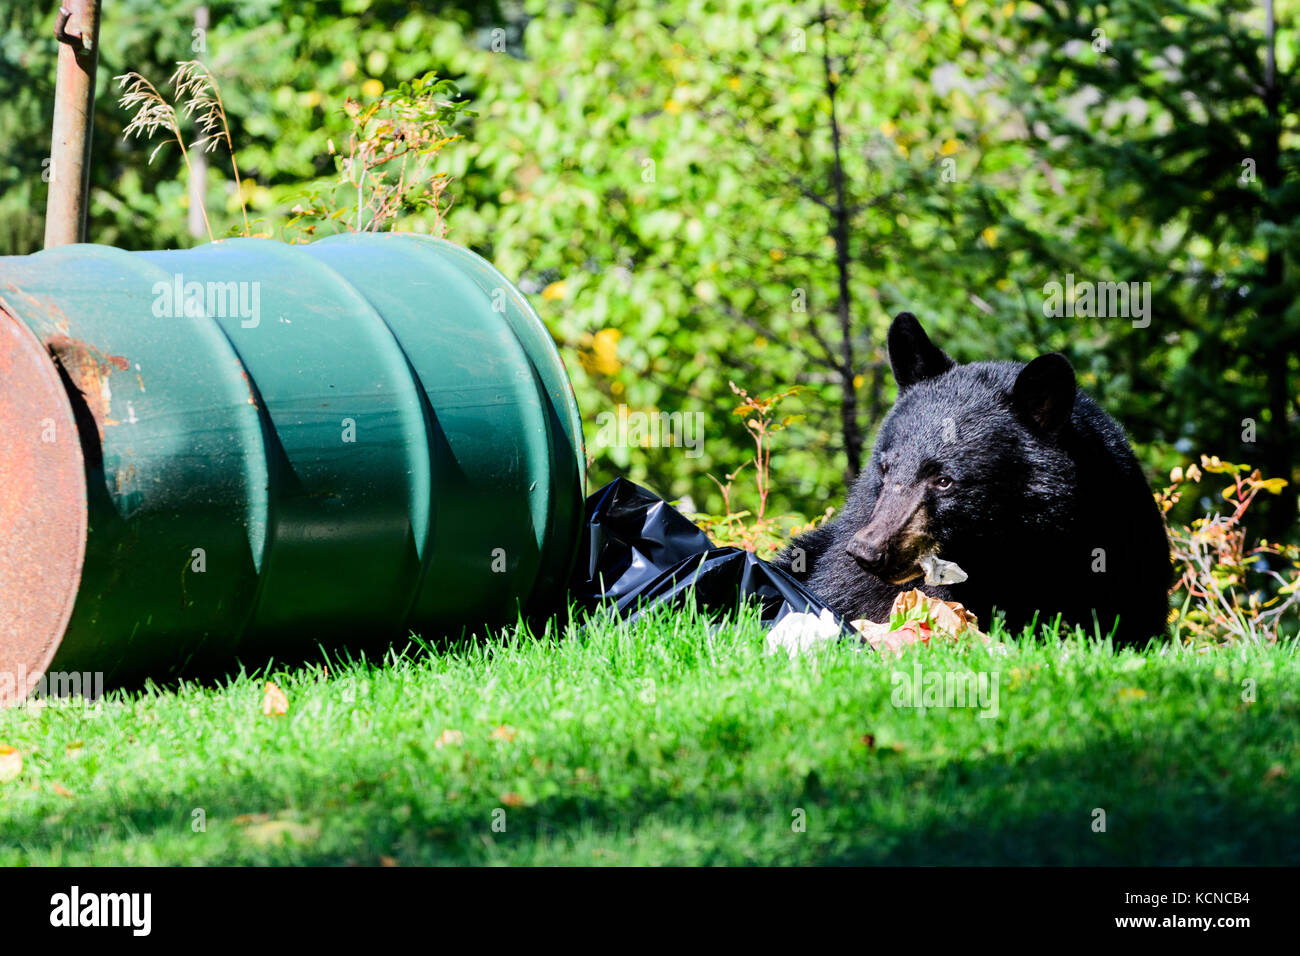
[[919, 552, 968, 586], [764, 608, 841, 658]]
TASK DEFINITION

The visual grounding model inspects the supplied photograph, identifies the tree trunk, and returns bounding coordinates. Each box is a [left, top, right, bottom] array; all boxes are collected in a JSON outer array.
[[821, 11, 862, 481], [1259, 0, 1295, 540]]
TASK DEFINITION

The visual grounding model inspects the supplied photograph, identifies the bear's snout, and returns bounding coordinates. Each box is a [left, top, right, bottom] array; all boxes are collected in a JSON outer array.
[[846, 489, 933, 584], [846, 528, 891, 573]]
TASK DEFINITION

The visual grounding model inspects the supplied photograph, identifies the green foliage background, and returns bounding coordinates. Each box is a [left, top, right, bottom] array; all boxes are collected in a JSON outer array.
[[2, 0, 1296, 538]]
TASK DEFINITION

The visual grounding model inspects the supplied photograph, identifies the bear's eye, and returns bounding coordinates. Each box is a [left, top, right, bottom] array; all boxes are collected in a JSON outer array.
[[933, 474, 954, 491], [879, 460, 888, 476]]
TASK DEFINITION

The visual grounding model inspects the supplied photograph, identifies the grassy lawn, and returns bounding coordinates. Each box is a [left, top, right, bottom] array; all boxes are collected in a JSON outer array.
[[1, 606, 1297, 865]]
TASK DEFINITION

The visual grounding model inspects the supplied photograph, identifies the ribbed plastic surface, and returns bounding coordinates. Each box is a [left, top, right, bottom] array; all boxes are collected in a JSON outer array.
[[0, 234, 585, 700]]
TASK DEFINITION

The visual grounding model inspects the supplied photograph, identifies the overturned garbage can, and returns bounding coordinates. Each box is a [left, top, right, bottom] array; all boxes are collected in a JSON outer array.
[[0, 234, 586, 702]]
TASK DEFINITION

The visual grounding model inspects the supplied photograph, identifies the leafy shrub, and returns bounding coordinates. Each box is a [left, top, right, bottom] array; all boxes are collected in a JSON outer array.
[[691, 382, 831, 559], [287, 74, 470, 237], [116, 63, 466, 240], [1158, 456, 1298, 644]]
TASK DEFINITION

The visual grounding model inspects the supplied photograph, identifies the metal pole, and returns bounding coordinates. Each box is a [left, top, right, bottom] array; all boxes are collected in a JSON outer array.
[[43, 1, 103, 248]]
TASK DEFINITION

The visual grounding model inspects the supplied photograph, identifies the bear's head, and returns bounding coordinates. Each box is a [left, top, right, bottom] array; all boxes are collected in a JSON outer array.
[[844, 312, 1079, 587]]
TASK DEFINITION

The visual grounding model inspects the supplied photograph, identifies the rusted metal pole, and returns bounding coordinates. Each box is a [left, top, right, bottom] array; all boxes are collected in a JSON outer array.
[[43, 1, 103, 248]]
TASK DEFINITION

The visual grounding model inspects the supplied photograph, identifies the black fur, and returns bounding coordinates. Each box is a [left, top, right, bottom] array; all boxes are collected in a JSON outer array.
[[775, 313, 1172, 644]]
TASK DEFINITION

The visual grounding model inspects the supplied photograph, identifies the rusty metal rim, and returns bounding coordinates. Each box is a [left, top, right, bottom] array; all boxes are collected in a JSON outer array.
[[0, 305, 87, 704]]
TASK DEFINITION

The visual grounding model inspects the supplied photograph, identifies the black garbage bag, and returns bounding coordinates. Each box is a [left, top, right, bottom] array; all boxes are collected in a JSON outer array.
[[568, 477, 852, 632]]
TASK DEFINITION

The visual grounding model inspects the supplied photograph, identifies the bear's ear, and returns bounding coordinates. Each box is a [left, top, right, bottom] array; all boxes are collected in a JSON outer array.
[[888, 312, 955, 389], [1012, 353, 1076, 436]]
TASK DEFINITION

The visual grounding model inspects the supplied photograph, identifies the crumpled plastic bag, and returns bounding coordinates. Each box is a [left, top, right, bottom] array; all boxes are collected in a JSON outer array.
[[567, 478, 854, 635]]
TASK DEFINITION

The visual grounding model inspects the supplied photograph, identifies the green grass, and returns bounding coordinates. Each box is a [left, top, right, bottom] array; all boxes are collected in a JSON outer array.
[[1, 606, 1297, 865]]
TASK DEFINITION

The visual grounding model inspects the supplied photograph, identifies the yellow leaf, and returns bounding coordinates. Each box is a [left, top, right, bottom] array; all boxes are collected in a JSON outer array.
[[981, 226, 998, 247], [361, 78, 384, 98], [593, 328, 621, 374], [579, 327, 622, 378], [1200, 454, 1242, 474], [541, 280, 568, 301], [0, 745, 21, 783], [940, 139, 959, 156], [261, 681, 289, 717]]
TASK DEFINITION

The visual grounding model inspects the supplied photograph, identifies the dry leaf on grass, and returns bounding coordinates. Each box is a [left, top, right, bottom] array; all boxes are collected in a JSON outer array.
[[0, 745, 21, 783], [434, 729, 464, 749], [261, 681, 289, 717], [490, 725, 519, 742]]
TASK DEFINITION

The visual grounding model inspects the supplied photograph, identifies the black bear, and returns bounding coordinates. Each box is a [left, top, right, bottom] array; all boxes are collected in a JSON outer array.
[[774, 312, 1171, 644]]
